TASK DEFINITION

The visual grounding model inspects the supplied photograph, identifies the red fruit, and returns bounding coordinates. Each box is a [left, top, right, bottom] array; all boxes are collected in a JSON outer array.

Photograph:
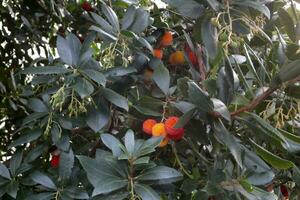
[[165, 116, 185, 141], [184, 44, 198, 66], [142, 119, 157, 135], [280, 185, 289, 198], [50, 155, 60, 168], [81, 1, 93, 12]]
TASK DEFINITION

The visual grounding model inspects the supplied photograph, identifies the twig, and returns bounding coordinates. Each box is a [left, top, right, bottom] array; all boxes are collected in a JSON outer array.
[[210, 76, 300, 118], [171, 142, 194, 179]]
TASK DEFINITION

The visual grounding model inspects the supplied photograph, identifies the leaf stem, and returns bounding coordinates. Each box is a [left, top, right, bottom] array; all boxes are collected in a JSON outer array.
[[171, 142, 194, 179]]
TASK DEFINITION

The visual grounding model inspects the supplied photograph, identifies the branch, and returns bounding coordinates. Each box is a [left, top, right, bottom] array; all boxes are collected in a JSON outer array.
[[210, 75, 300, 118]]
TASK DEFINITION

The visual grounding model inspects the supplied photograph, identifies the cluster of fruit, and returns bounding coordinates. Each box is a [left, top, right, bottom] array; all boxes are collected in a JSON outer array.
[[152, 31, 185, 66], [142, 116, 185, 147]]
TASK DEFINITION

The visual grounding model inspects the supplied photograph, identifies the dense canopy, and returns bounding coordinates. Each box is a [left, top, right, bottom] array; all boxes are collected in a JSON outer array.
[[1, 0, 300, 199]]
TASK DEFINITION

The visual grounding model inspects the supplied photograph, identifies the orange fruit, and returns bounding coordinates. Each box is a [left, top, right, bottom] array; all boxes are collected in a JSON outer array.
[[160, 31, 173, 47], [169, 51, 185, 66], [152, 123, 167, 137], [142, 119, 157, 135], [165, 116, 184, 141], [153, 49, 163, 59], [159, 137, 169, 147]]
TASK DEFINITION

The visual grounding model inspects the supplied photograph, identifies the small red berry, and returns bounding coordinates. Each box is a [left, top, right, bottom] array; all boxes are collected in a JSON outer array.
[[50, 155, 60, 168], [81, 1, 93, 12], [165, 116, 185, 141], [280, 185, 289, 198]]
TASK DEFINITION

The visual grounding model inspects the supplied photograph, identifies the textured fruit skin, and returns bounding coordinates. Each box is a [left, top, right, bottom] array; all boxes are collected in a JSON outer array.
[[81, 1, 93, 12], [165, 116, 184, 141], [159, 137, 169, 147], [160, 31, 173, 47], [152, 123, 167, 137], [169, 51, 185, 65], [280, 185, 289, 198], [153, 49, 163, 59], [143, 119, 157, 135], [51, 155, 60, 168]]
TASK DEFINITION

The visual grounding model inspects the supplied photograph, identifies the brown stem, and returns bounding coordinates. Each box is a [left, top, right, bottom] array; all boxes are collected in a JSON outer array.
[[210, 75, 300, 118]]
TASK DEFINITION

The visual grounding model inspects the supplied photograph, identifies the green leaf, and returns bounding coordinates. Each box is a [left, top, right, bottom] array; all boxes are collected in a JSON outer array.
[[86, 103, 109, 133], [9, 129, 42, 148], [104, 66, 137, 77], [136, 137, 163, 157], [278, 8, 296, 42], [138, 166, 182, 183], [134, 157, 150, 165], [24, 143, 48, 163], [22, 112, 47, 126], [57, 33, 81, 65], [213, 120, 243, 167], [211, 98, 231, 122], [91, 12, 115, 35], [0, 163, 11, 180], [137, 37, 153, 52], [174, 108, 196, 129], [188, 81, 214, 112], [164, 0, 204, 19], [152, 61, 170, 95], [135, 184, 160, 200], [89, 25, 118, 41], [21, 66, 71, 75], [74, 78, 94, 99], [243, 45, 263, 87], [204, 0, 222, 11], [59, 148, 74, 181], [64, 187, 89, 199], [250, 139, 294, 170], [30, 171, 57, 190], [92, 191, 129, 200], [124, 129, 135, 156], [102, 88, 129, 111], [101, 4, 120, 33], [77, 156, 127, 197], [133, 105, 162, 117], [280, 129, 300, 143], [122, 5, 136, 30], [81, 69, 106, 86], [9, 151, 23, 177], [246, 113, 287, 143], [233, 0, 270, 19], [6, 180, 19, 198], [101, 134, 123, 157], [278, 59, 300, 83], [25, 192, 54, 200], [27, 98, 48, 112], [129, 8, 151, 33], [201, 18, 218, 59]]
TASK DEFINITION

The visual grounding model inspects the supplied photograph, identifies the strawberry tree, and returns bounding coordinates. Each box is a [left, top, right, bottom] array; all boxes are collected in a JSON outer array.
[[1, 0, 300, 199]]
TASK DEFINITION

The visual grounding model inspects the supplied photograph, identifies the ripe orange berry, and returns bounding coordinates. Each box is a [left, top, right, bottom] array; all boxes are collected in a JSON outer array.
[[152, 123, 167, 137], [165, 116, 184, 141], [142, 119, 157, 135], [153, 49, 163, 59], [160, 31, 173, 47], [159, 137, 169, 147], [169, 51, 185, 66]]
